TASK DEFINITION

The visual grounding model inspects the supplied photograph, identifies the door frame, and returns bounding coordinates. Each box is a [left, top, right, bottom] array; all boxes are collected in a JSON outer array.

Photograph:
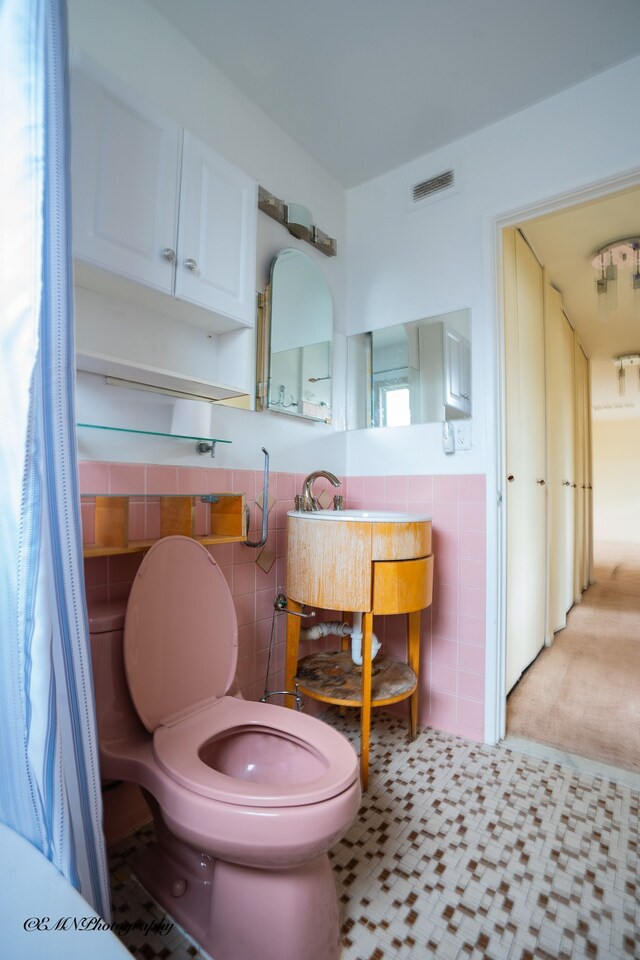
[[484, 165, 640, 746]]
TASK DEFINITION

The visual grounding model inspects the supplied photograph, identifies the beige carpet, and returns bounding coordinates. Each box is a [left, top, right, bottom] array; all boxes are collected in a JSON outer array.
[[507, 541, 640, 772]]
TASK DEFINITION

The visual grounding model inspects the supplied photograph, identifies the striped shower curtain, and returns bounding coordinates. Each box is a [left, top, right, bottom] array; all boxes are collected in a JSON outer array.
[[0, 0, 110, 919]]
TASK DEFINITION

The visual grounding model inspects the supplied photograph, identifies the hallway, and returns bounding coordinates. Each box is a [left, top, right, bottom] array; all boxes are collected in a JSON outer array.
[[506, 542, 640, 773]]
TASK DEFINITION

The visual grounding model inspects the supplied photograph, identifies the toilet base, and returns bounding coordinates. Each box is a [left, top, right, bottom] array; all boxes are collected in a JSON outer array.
[[133, 832, 342, 960]]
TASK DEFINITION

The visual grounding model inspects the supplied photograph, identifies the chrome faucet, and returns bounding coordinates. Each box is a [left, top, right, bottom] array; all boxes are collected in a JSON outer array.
[[300, 470, 341, 511]]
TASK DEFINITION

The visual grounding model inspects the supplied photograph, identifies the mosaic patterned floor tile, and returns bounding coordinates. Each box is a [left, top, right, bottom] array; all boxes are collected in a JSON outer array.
[[107, 713, 640, 959]]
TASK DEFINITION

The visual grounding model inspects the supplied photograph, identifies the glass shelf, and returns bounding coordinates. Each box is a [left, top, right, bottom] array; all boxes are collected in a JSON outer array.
[[76, 422, 231, 456]]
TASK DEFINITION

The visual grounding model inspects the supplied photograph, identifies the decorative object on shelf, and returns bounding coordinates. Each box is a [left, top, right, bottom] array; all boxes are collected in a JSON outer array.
[[614, 354, 640, 396], [76, 422, 230, 458], [258, 185, 337, 256], [592, 237, 640, 322]]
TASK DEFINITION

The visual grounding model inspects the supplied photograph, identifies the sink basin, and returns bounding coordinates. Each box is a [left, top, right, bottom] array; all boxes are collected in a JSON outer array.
[[287, 509, 431, 522]]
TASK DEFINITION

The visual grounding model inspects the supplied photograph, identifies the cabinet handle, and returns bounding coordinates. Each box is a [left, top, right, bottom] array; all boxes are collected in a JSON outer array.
[[562, 480, 571, 486], [184, 258, 198, 272], [507, 474, 515, 482], [537, 478, 545, 485], [162, 248, 176, 262]]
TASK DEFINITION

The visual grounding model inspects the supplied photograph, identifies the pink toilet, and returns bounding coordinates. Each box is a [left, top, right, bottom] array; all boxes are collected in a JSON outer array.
[[89, 535, 361, 960]]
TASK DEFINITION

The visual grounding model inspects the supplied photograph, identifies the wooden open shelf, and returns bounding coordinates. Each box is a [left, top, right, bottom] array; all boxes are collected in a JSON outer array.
[[82, 493, 247, 557]]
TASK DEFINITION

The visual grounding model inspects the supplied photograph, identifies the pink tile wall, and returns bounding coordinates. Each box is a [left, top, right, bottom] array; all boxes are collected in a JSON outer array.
[[80, 462, 487, 741], [348, 473, 487, 742]]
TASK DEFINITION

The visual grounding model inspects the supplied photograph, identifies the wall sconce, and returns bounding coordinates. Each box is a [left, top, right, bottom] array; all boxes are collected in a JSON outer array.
[[286, 203, 313, 242], [258, 185, 337, 256], [613, 353, 640, 396], [592, 237, 640, 322]]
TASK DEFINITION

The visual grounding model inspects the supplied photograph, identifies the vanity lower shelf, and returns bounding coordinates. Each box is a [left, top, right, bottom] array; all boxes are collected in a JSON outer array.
[[296, 651, 417, 707], [82, 493, 247, 557]]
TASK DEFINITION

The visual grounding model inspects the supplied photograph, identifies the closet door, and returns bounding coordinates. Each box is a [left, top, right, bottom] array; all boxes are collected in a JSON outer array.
[[573, 338, 587, 602], [576, 345, 591, 591], [585, 359, 594, 586], [504, 229, 547, 692], [545, 284, 576, 635]]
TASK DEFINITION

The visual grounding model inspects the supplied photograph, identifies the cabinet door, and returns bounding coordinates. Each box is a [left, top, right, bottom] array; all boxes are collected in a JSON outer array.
[[70, 54, 181, 292], [175, 131, 258, 325], [443, 326, 471, 416]]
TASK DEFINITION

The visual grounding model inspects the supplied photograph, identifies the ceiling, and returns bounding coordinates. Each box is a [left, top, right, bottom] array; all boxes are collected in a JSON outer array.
[[146, 0, 640, 189]]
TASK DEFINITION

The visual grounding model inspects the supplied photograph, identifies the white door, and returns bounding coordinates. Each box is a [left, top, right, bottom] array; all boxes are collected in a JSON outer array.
[[504, 229, 547, 692], [545, 283, 575, 635], [175, 131, 258, 325], [70, 54, 181, 292]]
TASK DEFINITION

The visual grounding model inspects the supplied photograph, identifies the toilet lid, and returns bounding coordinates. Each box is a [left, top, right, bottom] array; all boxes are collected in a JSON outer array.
[[124, 536, 237, 731]]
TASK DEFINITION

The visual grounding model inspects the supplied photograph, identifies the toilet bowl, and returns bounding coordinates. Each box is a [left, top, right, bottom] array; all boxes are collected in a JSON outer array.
[[89, 535, 361, 960]]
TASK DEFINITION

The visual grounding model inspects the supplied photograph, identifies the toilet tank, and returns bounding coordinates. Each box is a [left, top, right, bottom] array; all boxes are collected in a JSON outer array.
[[87, 597, 152, 845], [87, 598, 145, 743]]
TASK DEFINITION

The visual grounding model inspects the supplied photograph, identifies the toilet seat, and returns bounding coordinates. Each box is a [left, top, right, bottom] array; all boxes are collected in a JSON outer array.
[[124, 536, 237, 730], [153, 696, 359, 807], [124, 536, 359, 809]]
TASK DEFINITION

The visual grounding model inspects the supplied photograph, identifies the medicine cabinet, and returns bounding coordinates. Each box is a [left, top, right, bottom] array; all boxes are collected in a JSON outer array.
[[256, 249, 333, 422], [347, 309, 471, 429]]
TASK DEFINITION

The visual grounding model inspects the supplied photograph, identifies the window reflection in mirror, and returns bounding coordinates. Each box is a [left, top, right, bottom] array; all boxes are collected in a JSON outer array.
[[259, 248, 333, 422], [347, 309, 471, 429]]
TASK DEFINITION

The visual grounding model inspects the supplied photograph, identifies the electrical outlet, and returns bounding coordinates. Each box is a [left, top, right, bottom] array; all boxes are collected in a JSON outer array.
[[452, 421, 471, 450]]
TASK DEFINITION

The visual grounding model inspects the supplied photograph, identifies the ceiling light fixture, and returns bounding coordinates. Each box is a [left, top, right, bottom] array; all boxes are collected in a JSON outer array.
[[592, 237, 640, 322], [613, 353, 640, 397]]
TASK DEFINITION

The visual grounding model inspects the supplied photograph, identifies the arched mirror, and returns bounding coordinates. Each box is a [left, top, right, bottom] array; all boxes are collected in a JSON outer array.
[[257, 249, 333, 422]]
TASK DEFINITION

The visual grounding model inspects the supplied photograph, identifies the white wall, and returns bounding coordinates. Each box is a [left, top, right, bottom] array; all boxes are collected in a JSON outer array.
[[592, 419, 640, 544], [347, 54, 640, 478], [68, 0, 348, 474]]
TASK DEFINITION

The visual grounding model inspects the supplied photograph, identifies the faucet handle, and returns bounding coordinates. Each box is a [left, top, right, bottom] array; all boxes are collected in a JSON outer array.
[[294, 494, 303, 511], [333, 494, 344, 511]]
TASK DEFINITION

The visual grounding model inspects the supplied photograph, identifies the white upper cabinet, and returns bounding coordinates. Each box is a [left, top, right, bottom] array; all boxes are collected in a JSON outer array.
[[175, 131, 257, 325], [70, 53, 257, 329]]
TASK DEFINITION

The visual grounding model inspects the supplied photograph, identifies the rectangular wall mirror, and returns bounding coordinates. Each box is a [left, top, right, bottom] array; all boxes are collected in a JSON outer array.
[[347, 308, 471, 429], [257, 248, 333, 422]]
